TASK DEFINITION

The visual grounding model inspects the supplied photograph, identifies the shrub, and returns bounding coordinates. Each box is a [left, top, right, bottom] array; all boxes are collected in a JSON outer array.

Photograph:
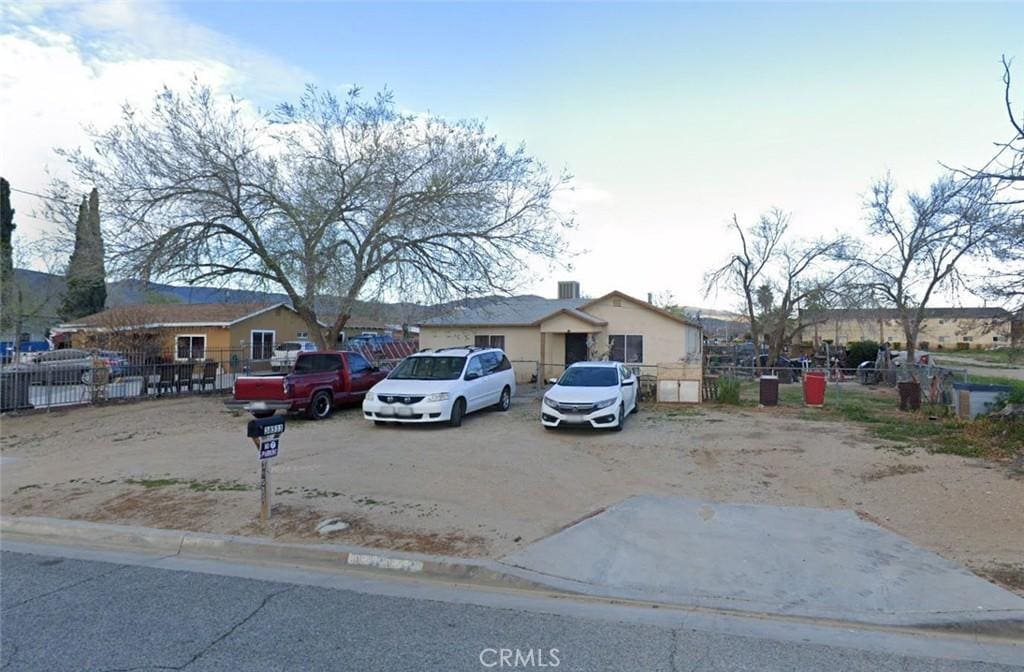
[[845, 340, 879, 368], [719, 377, 741, 405]]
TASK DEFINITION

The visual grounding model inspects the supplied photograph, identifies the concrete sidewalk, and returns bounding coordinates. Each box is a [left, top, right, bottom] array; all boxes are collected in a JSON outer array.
[[500, 496, 1024, 629]]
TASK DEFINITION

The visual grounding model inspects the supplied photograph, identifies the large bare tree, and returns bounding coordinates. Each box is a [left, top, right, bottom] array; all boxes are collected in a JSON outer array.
[[705, 209, 846, 365], [954, 56, 1024, 317], [58, 82, 572, 347], [843, 174, 1009, 364], [704, 210, 787, 345]]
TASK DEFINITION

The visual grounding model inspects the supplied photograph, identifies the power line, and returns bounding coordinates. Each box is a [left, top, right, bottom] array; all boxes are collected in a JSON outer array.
[[9, 187, 81, 207]]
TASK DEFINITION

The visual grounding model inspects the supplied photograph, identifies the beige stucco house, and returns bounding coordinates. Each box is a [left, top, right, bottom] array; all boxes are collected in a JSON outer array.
[[419, 289, 703, 383], [803, 307, 1019, 350]]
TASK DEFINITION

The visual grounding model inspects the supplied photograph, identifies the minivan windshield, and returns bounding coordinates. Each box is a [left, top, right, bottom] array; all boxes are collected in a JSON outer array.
[[557, 366, 618, 387], [388, 356, 466, 380]]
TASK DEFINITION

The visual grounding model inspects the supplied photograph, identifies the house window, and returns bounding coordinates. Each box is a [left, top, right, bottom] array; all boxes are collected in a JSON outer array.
[[176, 335, 206, 361], [963, 336, 973, 343], [938, 336, 947, 343], [296, 331, 308, 339], [608, 334, 644, 363], [993, 336, 1000, 342], [474, 335, 506, 351], [251, 330, 275, 360]]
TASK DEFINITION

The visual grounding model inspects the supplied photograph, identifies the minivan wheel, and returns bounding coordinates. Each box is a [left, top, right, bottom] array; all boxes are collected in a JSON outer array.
[[448, 398, 466, 427], [495, 386, 511, 411], [307, 391, 333, 420]]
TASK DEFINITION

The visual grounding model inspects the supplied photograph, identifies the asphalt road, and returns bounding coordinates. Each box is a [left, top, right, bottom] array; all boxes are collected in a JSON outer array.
[[1, 544, 1021, 672]]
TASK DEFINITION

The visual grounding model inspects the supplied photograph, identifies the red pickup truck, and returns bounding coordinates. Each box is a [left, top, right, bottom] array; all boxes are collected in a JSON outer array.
[[226, 351, 388, 420]]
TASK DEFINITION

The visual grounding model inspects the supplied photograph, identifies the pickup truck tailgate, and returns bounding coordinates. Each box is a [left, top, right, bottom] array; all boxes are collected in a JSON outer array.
[[234, 375, 287, 401]]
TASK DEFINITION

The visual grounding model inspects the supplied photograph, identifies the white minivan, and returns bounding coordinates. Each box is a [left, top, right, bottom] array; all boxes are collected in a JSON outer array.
[[363, 347, 516, 427]]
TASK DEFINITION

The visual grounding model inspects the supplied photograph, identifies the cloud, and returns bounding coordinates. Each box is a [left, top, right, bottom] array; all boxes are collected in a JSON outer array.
[[0, 0, 310, 243], [552, 178, 612, 216]]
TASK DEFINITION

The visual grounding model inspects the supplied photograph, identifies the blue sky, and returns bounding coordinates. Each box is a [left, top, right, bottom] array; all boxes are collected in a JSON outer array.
[[2, 2, 1021, 309]]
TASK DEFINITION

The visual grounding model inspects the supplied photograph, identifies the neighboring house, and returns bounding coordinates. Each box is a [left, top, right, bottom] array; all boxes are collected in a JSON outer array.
[[419, 285, 703, 383], [54, 303, 319, 367], [801, 307, 1019, 350]]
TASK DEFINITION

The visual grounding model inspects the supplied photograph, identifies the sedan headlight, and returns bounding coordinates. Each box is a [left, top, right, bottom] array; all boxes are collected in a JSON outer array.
[[542, 395, 556, 408], [426, 392, 449, 402], [365, 391, 375, 401], [594, 397, 618, 410]]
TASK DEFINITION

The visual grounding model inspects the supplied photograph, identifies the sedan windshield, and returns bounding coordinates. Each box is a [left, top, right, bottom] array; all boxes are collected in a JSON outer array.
[[557, 367, 618, 387], [278, 343, 303, 351], [389, 356, 466, 380]]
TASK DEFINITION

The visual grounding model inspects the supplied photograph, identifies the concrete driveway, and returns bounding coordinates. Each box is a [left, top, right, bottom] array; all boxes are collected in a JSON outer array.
[[501, 496, 1024, 628]]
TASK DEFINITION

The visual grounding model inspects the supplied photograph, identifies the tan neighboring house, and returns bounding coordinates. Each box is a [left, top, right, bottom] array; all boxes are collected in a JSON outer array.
[[419, 286, 703, 384], [55, 303, 318, 367], [803, 307, 1019, 350]]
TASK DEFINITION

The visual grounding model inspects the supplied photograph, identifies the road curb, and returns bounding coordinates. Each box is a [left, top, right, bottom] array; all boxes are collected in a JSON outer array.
[[0, 516, 548, 592]]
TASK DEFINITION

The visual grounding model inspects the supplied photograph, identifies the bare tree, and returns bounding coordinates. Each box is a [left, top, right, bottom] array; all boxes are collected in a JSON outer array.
[[843, 174, 1009, 365], [704, 210, 787, 347], [705, 209, 846, 365], [58, 82, 572, 347], [759, 239, 848, 366], [963, 56, 1024, 317]]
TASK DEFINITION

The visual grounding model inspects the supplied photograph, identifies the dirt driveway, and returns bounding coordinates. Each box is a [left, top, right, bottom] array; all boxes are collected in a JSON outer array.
[[1, 388, 1021, 587]]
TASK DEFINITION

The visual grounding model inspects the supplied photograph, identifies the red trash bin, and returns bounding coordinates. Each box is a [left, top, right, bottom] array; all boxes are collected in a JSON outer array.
[[803, 371, 826, 407]]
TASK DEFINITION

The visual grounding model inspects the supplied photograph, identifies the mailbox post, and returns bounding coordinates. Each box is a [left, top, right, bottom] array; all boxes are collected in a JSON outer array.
[[247, 416, 285, 523]]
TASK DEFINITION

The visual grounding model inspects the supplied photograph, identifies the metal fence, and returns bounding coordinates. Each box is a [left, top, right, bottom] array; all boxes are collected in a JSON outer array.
[[0, 340, 421, 414]]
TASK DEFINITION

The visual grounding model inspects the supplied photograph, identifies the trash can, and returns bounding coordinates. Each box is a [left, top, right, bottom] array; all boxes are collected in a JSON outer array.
[[759, 375, 779, 407], [897, 380, 921, 411], [803, 371, 826, 407], [0, 371, 34, 412]]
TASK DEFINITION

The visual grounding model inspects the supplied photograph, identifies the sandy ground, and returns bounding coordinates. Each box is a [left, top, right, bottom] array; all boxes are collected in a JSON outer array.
[[1, 388, 1022, 587]]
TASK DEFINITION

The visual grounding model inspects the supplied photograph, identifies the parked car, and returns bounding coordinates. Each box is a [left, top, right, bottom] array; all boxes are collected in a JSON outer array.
[[362, 347, 515, 427], [1, 340, 51, 364], [226, 350, 387, 420], [740, 354, 802, 378], [1, 348, 128, 385], [270, 340, 318, 370], [541, 361, 638, 431], [347, 333, 396, 351]]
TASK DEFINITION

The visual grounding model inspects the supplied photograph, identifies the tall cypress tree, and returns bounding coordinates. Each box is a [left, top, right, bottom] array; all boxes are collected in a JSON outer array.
[[0, 177, 15, 333], [61, 188, 107, 320]]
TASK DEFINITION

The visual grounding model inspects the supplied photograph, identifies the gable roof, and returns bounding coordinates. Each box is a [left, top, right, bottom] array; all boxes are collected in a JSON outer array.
[[58, 302, 306, 330], [420, 290, 702, 329], [580, 291, 702, 328], [535, 307, 608, 327]]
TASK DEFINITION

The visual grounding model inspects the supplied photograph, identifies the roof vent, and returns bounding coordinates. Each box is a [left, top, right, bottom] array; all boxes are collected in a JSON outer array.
[[557, 281, 580, 300]]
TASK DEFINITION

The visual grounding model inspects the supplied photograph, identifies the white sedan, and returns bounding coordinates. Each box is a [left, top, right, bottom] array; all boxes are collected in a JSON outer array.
[[541, 362, 638, 431]]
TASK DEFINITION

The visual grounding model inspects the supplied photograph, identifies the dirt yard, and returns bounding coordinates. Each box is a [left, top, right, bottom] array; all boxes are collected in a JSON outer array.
[[1, 387, 1022, 589]]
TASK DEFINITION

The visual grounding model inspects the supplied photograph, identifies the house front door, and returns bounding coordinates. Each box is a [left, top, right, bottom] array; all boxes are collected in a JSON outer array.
[[564, 333, 589, 366]]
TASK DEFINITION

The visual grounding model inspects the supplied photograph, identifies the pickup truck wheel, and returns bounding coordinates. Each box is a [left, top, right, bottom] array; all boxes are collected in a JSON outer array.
[[448, 398, 466, 427], [307, 391, 333, 420], [251, 410, 275, 419]]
